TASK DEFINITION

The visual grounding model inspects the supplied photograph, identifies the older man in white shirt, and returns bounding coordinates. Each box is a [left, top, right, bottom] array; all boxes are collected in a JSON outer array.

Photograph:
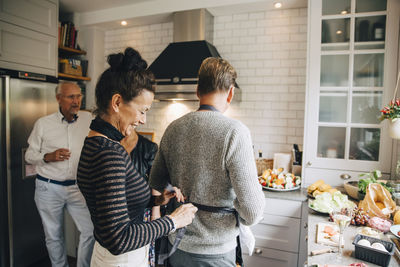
[[25, 82, 94, 267]]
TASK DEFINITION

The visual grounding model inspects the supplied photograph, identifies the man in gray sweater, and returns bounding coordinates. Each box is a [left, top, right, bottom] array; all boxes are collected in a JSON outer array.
[[149, 57, 265, 267]]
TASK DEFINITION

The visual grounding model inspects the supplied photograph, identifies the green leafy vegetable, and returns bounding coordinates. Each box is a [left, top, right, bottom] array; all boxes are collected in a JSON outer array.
[[310, 191, 356, 213], [358, 170, 393, 194]]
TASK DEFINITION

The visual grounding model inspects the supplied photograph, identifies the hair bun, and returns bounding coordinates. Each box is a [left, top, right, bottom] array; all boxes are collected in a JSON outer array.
[[107, 47, 147, 72], [107, 53, 124, 71]]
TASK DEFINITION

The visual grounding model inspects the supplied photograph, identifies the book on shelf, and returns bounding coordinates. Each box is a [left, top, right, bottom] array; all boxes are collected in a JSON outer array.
[[58, 21, 79, 49]]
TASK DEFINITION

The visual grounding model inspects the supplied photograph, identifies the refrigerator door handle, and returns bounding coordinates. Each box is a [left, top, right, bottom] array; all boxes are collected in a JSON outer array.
[[1, 75, 14, 266]]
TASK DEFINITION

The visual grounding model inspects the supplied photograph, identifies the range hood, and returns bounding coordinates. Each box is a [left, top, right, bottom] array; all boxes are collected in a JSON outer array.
[[149, 9, 239, 101]]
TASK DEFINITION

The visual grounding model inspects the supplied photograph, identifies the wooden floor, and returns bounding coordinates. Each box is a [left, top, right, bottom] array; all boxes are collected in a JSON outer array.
[[28, 256, 76, 267]]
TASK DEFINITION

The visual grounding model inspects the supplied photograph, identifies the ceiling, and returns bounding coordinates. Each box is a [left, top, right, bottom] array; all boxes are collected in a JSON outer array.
[[60, 0, 308, 30]]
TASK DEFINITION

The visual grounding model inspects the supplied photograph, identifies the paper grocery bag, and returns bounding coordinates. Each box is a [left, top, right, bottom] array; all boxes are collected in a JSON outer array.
[[359, 183, 396, 218]]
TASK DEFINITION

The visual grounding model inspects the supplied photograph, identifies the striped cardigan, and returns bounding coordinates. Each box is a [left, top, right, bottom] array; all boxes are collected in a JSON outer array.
[[77, 136, 173, 255]]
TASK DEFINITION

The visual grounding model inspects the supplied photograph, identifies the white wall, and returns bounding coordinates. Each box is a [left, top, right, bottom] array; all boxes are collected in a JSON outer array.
[[79, 27, 106, 110], [103, 8, 307, 158]]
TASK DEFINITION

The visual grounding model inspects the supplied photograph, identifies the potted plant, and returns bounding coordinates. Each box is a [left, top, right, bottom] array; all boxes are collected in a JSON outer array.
[[380, 98, 400, 139], [380, 72, 400, 139]]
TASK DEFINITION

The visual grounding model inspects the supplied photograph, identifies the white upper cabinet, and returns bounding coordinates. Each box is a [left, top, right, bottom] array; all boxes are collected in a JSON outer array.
[[0, 0, 58, 76], [0, 0, 57, 36], [0, 21, 57, 74], [303, 0, 399, 186]]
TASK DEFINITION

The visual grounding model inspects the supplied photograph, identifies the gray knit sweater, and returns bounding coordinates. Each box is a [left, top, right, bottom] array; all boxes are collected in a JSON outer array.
[[149, 111, 265, 254]]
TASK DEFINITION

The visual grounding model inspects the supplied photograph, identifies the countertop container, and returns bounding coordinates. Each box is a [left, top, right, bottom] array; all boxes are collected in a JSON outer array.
[[352, 234, 395, 267]]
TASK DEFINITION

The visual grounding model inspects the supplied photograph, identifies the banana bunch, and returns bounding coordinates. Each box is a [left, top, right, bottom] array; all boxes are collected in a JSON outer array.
[[307, 180, 338, 197]]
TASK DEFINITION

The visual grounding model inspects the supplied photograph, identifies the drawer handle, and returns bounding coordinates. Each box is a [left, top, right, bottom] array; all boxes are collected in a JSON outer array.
[[340, 174, 351, 180], [254, 248, 262, 255], [304, 222, 308, 229]]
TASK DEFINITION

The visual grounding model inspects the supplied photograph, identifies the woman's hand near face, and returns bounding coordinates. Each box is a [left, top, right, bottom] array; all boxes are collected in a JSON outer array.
[[155, 186, 185, 206], [120, 130, 139, 153]]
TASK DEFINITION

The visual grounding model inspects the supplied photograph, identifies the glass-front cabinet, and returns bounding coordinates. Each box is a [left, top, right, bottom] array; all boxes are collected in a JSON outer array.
[[303, 0, 399, 186]]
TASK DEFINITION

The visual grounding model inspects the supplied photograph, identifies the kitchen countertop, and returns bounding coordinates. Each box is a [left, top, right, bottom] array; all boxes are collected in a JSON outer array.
[[262, 187, 308, 202], [307, 210, 400, 267]]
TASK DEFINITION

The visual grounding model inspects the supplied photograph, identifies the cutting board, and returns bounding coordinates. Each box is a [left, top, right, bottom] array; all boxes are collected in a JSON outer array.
[[316, 222, 344, 247]]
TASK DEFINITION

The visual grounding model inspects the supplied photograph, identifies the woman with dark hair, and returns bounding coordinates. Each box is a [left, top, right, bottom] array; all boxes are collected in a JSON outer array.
[[77, 47, 197, 267]]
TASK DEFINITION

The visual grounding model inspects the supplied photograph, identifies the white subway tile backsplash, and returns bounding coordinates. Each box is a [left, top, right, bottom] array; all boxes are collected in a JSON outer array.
[[265, 10, 284, 18], [249, 27, 265, 36], [216, 15, 233, 23], [290, 16, 307, 25], [256, 35, 273, 44], [104, 7, 307, 154], [283, 9, 300, 16], [225, 21, 241, 30], [299, 25, 308, 33], [233, 13, 249, 21], [233, 29, 249, 37], [290, 68, 306, 76], [269, 135, 288, 143], [248, 61, 263, 68], [240, 36, 256, 44], [149, 24, 162, 31], [249, 12, 265, 20], [273, 51, 290, 60], [257, 51, 273, 59], [272, 18, 291, 26], [287, 136, 303, 144], [263, 76, 281, 85], [273, 34, 290, 42], [240, 20, 257, 29], [273, 68, 290, 76], [256, 68, 273, 76], [290, 33, 307, 42]]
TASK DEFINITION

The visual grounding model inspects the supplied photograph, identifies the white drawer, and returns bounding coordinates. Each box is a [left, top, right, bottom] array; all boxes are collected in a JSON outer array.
[[243, 246, 298, 267], [264, 198, 302, 218], [251, 214, 301, 253]]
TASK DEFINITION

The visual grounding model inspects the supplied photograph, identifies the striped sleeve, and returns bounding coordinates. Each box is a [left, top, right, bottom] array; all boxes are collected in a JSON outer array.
[[79, 140, 174, 255]]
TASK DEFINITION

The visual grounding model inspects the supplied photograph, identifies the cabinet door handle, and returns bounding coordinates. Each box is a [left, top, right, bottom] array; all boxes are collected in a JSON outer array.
[[306, 161, 312, 166], [304, 222, 308, 229], [340, 174, 351, 180], [254, 248, 262, 255]]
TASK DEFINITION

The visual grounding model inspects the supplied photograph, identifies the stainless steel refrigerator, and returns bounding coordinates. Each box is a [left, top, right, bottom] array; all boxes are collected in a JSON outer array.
[[0, 69, 58, 267]]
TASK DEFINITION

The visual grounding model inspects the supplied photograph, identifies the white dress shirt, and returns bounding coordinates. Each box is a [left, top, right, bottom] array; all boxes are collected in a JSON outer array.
[[25, 110, 92, 181]]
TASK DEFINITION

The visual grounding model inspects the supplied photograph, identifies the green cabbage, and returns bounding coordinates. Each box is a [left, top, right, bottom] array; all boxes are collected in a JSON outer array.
[[310, 191, 356, 213]]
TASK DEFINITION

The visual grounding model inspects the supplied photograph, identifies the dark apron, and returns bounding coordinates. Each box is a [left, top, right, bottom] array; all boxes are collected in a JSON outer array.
[[157, 202, 243, 267]]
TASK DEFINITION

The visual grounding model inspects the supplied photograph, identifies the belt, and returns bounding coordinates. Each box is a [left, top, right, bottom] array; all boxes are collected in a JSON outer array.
[[37, 174, 77, 186]]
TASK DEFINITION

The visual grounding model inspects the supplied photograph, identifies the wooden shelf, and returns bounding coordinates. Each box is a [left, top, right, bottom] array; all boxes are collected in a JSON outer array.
[[58, 46, 86, 55], [58, 73, 91, 81]]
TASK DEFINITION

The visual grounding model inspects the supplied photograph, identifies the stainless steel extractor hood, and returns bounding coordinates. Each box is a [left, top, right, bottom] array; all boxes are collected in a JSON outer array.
[[149, 9, 240, 101]]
